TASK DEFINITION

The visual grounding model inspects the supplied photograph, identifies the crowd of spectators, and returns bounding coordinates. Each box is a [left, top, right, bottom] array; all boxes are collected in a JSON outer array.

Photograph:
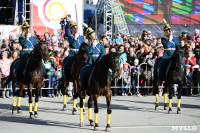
[[0, 29, 200, 98]]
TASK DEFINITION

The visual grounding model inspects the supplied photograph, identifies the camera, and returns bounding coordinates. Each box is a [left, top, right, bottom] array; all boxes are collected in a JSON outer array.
[[60, 17, 66, 30]]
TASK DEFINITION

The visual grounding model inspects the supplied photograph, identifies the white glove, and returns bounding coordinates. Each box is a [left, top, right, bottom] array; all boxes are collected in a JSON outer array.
[[66, 16, 71, 21], [83, 23, 88, 28], [75, 33, 79, 39], [169, 34, 173, 41], [27, 33, 31, 38], [92, 40, 97, 47]]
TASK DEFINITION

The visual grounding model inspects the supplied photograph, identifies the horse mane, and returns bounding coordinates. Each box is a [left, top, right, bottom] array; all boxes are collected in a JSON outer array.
[[171, 45, 184, 70]]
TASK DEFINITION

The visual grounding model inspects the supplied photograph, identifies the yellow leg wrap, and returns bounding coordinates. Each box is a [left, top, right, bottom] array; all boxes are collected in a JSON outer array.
[[13, 96, 16, 106], [73, 99, 77, 108], [17, 97, 21, 107], [34, 102, 38, 112], [155, 94, 158, 103], [80, 108, 83, 121], [164, 93, 167, 104], [83, 99, 85, 109], [88, 108, 92, 120], [169, 99, 172, 108], [29, 103, 32, 113], [107, 114, 111, 125], [95, 113, 98, 124], [63, 95, 67, 105], [177, 99, 181, 108]]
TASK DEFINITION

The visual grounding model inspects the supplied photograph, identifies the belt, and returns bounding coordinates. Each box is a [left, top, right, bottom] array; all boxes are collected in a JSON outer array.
[[89, 54, 99, 57], [71, 49, 79, 52], [164, 48, 176, 51], [23, 48, 33, 51]]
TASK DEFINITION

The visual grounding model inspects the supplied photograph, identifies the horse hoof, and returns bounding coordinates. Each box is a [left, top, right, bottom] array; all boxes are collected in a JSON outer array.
[[30, 114, 34, 119], [62, 105, 67, 111], [80, 121, 84, 127], [168, 108, 172, 114], [89, 120, 94, 126], [106, 124, 111, 132], [164, 106, 167, 110], [177, 108, 181, 114], [83, 109, 85, 113], [72, 111, 76, 115], [94, 126, 99, 131], [17, 110, 22, 114], [72, 108, 77, 115], [155, 106, 158, 110], [34, 112, 38, 118], [105, 127, 111, 132], [12, 110, 17, 114]]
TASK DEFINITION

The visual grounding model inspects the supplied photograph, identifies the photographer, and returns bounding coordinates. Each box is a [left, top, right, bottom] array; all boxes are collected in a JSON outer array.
[[61, 14, 72, 39]]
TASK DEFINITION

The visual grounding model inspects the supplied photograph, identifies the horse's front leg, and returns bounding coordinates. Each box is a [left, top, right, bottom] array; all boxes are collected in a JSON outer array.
[[72, 80, 78, 115], [163, 83, 168, 110], [155, 85, 159, 110], [88, 95, 94, 126], [28, 84, 34, 118], [105, 90, 112, 132], [168, 84, 173, 114], [63, 87, 67, 111], [34, 84, 41, 118], [16, 84, 25, 113], [93, 94, 99, 131], [12, 79, 17, 114], [177, 84, 182, 114]]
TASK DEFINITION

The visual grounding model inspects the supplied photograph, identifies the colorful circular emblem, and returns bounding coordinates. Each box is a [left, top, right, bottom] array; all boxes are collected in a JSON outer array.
[[38, 0, 67, 29]]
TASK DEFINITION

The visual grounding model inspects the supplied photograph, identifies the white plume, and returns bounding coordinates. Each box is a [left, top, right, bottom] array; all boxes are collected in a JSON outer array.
[[163, 19, 167, 24], [83, 23, 88, 28], [22, 15, 26, 22]]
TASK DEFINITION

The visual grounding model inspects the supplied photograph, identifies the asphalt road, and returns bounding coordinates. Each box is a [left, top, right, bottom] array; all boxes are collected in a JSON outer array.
[[0, 95, 200, 133]]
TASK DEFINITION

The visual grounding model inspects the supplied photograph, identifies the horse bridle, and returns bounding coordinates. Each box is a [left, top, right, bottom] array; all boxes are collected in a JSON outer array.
[[110, 57, 121, 77]]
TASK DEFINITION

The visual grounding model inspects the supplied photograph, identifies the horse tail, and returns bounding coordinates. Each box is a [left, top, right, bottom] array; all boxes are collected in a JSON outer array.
[[2, 75, 12, 88]]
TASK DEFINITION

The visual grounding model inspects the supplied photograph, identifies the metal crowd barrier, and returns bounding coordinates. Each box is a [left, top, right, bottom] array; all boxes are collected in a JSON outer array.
[[0, 65, 199, 94]]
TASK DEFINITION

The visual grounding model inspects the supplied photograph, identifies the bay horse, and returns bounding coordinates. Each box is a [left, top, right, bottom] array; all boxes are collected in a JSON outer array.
[[4, 36, 49, 118], [153, 45, 185, 114], [79, 52, 121, 131], [59, 43, 88, 113]]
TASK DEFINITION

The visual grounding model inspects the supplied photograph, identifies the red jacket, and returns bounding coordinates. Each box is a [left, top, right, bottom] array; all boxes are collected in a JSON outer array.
[[185, 57, 196, 72]]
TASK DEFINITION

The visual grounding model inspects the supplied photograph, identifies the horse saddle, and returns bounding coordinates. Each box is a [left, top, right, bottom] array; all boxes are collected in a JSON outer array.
[[13, 57, 29, 78]]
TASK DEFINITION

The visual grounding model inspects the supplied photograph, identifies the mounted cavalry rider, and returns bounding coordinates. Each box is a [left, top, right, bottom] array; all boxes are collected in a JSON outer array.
[[156, 19, 180, 82], [79, 27, 105, 95], [14, 19, 45, 79], [63, 21, 84, 84]]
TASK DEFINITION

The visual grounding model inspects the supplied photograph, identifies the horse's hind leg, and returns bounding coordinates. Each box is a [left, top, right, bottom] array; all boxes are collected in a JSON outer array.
[[177, 85, 182, 114], [88, 95, 94, 126], [16, 84, 25, 113], [72, 80, 78, 115], [63, 88, 67, 111], [168, 84, 173, 114], [155, 85, 159, 110], [12, 79, 17, 114], [93, 94, 99, 131], [163, 84, 168, 110], [34, 84, 41, 118], [28, 84, 34, 118], [105, 90, 112, 132], [80, 95, 85, 127]]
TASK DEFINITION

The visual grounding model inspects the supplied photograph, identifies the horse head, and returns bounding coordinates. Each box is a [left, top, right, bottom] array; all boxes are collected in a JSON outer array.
[[107, 52, 121, 78], [172, 45, 185, 69], [33, 31, 49, 61], [77, 43, 88, 62]]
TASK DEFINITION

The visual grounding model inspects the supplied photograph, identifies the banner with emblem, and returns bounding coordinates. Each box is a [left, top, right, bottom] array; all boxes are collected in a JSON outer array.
[[31, 0, 83, 37]]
